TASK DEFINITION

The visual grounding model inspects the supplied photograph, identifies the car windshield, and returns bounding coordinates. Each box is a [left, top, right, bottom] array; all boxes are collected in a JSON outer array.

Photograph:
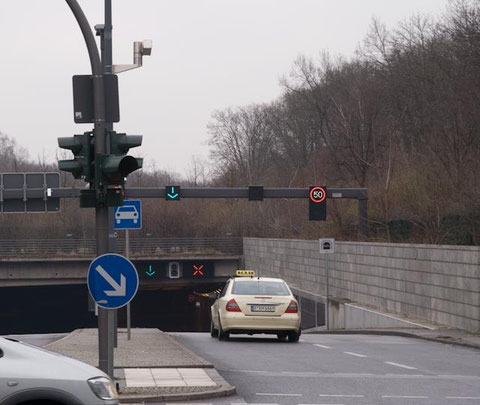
[[232, 280, 290, 296], [120, 207, 135, 212]]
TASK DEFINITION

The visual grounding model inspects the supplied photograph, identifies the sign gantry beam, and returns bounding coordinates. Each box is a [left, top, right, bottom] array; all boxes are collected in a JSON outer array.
[[50, 187, 368, 200], [47, 186, 368, 239]]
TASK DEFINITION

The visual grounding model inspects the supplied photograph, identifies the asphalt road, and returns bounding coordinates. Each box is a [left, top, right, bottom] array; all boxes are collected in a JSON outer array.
[[165, 332, 480, 405]]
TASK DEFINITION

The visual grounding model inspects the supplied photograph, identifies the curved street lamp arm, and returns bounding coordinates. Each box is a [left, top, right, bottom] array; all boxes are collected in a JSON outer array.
[[64, 0, 102, 75]]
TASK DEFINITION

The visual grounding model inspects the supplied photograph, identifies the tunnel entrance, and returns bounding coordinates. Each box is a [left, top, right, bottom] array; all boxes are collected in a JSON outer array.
[[119, 288, 217, 332], [0, 283, 222, 335]]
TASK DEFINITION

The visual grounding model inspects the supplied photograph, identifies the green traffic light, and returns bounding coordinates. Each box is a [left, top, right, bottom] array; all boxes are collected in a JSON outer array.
[[166, 186, 181, 200]]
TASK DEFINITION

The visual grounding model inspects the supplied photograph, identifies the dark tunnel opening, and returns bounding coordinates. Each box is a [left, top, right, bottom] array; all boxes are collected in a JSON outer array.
[[0, 284, 222, 335]]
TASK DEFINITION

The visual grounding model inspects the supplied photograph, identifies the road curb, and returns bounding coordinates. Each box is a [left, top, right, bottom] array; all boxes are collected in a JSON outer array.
[[119, 368, 236, 403], [120, 385, 236, 403], [310, 329, 480, 350]]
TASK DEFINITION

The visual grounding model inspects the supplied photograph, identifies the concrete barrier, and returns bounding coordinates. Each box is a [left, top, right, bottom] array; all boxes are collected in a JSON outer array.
[[244, 238, 480, 333]]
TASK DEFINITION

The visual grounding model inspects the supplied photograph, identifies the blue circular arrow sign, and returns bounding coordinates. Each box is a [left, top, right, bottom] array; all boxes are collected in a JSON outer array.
[[88, 254, 139, 309]]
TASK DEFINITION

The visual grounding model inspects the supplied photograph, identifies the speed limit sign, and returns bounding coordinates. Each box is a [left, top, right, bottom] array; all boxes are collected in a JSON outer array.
[[309, 186, 326, 203], [309, 186, 327, 220]]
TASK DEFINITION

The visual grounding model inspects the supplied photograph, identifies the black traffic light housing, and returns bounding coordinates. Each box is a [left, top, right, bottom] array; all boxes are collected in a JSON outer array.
[[59, 130, 142, 208], [309, 185, 327, 220], [58, 132, 94, 183], [248, 185, 264, 201], [95, 131, 143, 190]]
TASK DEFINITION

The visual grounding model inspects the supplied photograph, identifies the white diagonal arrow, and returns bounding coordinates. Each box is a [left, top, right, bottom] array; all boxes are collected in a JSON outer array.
[[96, 265, 126, 296]]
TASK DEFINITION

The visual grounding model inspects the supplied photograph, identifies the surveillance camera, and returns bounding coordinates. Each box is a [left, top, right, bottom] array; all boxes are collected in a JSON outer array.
[[141, 40, 152, 56]]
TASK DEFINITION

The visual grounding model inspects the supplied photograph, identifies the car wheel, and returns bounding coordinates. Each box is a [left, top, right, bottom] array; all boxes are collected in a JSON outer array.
[[218, 317, 229, 341], [288, 330, 301, 343], [277, 333, 287, 341], [210, 319, 218, 338]]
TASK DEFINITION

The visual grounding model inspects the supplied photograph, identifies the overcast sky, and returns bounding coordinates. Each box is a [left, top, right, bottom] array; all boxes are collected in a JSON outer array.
[[0, 0, 449, 177]]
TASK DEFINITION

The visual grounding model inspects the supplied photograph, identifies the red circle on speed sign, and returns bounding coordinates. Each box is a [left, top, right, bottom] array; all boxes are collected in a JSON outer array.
[[309, 186, 326, 203]]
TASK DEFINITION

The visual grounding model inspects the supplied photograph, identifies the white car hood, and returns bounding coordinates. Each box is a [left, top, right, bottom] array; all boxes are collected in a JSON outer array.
[[0, 337, 106, 381]]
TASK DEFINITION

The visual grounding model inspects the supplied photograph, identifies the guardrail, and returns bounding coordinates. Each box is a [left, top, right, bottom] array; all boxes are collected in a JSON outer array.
[[0, 238, 243, 259]]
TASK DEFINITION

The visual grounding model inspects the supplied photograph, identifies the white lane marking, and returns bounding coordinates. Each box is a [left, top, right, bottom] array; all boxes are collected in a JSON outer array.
[[386, 374, 424, 378], [315, 344, 332, 349], [281, 371, 320, 376], [319, 394, 365, 397], [382, 395, 428, 398], [446, 397, 480, 400], [384, 361, 417, 370], [256, 392, 302, 396], [222, 369, 480, 381], [334, 373, 373, 377], [343, 351, 367, 358]]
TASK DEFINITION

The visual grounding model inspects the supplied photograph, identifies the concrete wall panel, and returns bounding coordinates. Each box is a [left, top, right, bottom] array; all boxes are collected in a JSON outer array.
[[244, 238, 480, 333]]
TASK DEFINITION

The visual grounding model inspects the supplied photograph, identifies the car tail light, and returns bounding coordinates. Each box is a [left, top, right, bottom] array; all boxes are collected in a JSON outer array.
[[285, 300, 298, 313], [226, 299, 242, 312]]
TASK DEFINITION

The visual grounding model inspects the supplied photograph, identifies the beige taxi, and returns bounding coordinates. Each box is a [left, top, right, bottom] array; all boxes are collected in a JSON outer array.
[[210, 271, 301, 342]]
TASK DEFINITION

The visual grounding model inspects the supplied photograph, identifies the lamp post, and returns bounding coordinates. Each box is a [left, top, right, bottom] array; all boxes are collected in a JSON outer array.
[[64, 0, 112, 376], [64, 0, 151, 377]]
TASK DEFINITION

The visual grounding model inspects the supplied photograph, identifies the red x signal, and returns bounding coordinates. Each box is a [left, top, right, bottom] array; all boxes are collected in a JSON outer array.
[[193, 265, 204, 276]]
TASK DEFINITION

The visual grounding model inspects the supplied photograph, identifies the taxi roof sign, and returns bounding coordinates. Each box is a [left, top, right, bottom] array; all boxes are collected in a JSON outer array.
[[236, 270, 256, 277]]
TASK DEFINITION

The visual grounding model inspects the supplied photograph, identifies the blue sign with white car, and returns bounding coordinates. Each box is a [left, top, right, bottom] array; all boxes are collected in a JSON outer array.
[[114, 200, 141, 229], [88, 254, 139, 309]]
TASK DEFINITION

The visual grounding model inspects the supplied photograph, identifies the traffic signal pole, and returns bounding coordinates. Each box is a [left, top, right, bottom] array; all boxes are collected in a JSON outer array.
[[97, 0, 118, 350], [65, 0, 112, 377]]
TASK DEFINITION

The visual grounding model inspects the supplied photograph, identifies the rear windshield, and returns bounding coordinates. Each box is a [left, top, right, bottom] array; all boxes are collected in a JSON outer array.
[[232, 280, 290, 296]]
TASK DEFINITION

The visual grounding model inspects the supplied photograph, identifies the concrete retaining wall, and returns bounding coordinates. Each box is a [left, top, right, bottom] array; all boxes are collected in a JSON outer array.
[[243, 238, 480, 333]]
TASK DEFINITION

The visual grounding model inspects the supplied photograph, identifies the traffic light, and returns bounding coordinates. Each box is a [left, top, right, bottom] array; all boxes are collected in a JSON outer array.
[[95, 131, 143, 189], [165, 186, 181, 201], [58, 132, 94, 183], [309, 185, 327, 220], [168, 262, 181, 279], [248, 185, 264, 201]]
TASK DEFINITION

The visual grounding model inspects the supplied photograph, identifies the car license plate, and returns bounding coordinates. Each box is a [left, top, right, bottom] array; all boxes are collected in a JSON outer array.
[[251, 305, 275, 312]]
